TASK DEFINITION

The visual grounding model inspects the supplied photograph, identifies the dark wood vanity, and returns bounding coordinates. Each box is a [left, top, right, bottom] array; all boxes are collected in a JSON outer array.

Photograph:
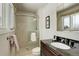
[[40, 36, 79, 56], [41, 41, 64, 56]]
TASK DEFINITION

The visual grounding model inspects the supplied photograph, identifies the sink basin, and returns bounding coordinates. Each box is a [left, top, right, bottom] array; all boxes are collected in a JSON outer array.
[[51, 42, 71, 50]]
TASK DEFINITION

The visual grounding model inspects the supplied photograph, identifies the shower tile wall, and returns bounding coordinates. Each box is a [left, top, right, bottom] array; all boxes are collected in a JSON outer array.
[[15, 15, 39, 49]]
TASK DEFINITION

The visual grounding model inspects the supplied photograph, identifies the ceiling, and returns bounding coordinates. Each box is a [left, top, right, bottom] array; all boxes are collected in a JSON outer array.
[[14, 3, 48, 13]]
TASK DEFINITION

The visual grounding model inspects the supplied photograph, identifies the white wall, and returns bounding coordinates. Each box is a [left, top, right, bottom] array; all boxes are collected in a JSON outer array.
[[0, 31, 15, 56], [37, 3, 79, 41], [16, 11, 37, 17]]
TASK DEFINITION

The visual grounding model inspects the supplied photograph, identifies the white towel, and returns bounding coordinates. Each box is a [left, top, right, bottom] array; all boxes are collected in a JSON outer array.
[[31, 32, 36, 42], [12, 35, 19, 51]]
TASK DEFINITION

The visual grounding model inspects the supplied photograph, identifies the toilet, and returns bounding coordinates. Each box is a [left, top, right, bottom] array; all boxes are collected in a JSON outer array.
[[32, 47, 40, 56]]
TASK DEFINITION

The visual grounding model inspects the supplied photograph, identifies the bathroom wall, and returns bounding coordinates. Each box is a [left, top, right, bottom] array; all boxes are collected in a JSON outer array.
[[0, 30, 15, 55], [15, 11, 39, 48], [37, 3, 79, 41]]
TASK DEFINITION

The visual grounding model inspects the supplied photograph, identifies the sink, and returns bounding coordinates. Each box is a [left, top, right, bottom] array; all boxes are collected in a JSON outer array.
[[51, 42, 71, 50]]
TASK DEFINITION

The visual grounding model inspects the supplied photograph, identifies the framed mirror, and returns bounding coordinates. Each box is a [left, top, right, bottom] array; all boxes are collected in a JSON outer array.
[[57, 4, 79, 31]]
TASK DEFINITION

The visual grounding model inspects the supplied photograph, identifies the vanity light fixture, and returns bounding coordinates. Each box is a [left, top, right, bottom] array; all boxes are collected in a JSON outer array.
[[45, 16, 50, 29]]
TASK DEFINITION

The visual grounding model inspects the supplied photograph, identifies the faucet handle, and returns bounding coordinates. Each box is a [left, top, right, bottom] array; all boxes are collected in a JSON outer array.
[[54, 35, 56, 39], [71, 41, 74, 48], [61, 39, 64, 42], [69, 40, 74, 48]]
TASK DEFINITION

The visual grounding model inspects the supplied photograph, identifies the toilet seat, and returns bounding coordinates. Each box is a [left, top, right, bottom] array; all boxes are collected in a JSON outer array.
[[32, 47, 40, 56]]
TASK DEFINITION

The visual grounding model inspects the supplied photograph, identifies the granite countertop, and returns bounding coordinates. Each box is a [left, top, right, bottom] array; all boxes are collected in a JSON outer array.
[[41, 39, 79, 56]]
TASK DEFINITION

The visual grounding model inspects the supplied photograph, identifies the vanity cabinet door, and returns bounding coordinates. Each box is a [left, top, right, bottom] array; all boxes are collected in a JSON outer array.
[[41, 41, 56, 56], [41, 41, 63, 56]]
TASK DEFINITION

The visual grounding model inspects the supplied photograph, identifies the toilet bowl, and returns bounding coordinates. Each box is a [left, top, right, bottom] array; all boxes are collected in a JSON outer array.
[[32, 47, 40, 56]]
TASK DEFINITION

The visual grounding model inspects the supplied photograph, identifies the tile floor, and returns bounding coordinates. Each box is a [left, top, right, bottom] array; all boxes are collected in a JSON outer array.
[[16, 48, 33, 56]]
